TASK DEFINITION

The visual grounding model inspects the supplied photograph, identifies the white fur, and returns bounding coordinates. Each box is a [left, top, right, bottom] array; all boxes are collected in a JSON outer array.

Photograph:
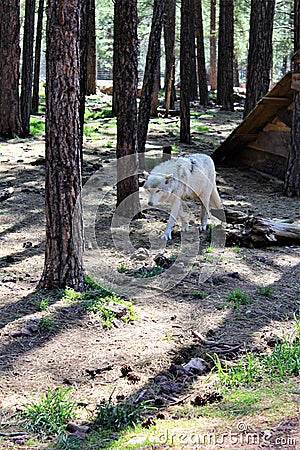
[[144, 154, 222, 240]]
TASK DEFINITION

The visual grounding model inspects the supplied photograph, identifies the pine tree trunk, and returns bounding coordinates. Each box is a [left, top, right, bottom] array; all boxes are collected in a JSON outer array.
[[244, 0, 275, 118], [32, 0, 44, 113], [189, 0, 198, 101], [164, 0, 176, 115], [86, 0, 96, 95], [21, 0, 36, 136], [284, 0, 300, 197], [217, 0, 234, 111], [40, 0, 84, 290], [209, 0, 217, 91], [195, 0, 208, 106], [180, 0, 191, 143], [138, 0, 165, 161], [114, 0, 140, 213], [0, 0, 23, 137]]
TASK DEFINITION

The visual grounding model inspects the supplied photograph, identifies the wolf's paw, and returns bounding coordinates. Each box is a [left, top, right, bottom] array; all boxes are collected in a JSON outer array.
[[198, 224, 207, 232], [181, 225, 189, 232], [161, 229, 172, 240]]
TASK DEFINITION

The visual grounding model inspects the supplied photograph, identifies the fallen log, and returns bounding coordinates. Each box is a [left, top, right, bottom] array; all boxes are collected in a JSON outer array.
[[224, 209, 300, 247]]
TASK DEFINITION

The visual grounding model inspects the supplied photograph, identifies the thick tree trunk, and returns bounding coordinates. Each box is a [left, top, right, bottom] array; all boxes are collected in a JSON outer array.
[[0, 0, 23, 137], [114, 0, 140, 213], [40, 0, 84, 290], [32, 0, 44, 113], [217, 0, 234, 111], [189, 0, 198, 101], [164, 0, 176, 115], [195, 0, 208, 106], [21, 0, 36, 136], [284, 0, 300, 197], [86, 0, 96, 95], [180, 0, 192, 144], [138, 0, 165, 162], [209, 0, 217, 91], [244, 0, 275, 118]]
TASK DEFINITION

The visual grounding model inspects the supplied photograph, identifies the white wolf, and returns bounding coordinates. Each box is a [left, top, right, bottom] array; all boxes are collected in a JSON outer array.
[[143, 154, 222, 240]]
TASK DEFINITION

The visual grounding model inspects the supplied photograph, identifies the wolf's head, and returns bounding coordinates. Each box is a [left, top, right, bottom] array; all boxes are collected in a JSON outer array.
[[143, 172, 173, 206]]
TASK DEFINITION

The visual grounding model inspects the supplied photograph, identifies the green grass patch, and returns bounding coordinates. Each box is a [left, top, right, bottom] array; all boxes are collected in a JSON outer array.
[[60, 276, 136, 328], [23, 387, 77, 434], [30, 117, 45, 136], [227, 289, 252, 309], [85, 107, 114, 120]]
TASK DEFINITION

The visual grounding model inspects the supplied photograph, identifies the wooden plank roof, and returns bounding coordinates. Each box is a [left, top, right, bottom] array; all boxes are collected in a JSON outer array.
[[212, 72, 294, 164]]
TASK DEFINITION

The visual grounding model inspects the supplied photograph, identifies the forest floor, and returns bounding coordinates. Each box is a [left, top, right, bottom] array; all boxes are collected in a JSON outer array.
[[0, 93, 300, 449]]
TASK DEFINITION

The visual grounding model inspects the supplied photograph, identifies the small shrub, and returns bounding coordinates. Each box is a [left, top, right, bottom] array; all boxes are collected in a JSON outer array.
[[23, 387, 77, 434], [94, 399, 148, 432], [37, 316, 54, 332], [227, 289, 252, 309], [35, 298, 49, 311], [192, 290, 207, 299], [257, 286, 272, 297]]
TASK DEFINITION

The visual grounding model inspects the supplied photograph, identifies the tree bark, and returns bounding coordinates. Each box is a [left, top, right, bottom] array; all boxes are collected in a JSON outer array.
[[0, 0, 22, 137], [217, 0, 234, 111], [164, 0, 176, 115], [137, 0, 165, 162], [180, 0, 192, 144], [244, 0, 275, 118], [86, 0, 96, 95], [209, 0, 217, 91], [189, 0, 198, 101], [32, 0, 44, 113], [284, 0, 300, 197], [114, 0, 140, 213], [40, 0, 84, 290], [21, 0, 36, 136], [195, 0, 208, 106]]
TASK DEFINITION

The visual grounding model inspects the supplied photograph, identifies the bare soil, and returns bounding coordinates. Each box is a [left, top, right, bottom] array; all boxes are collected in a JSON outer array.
[[0, 103, 300, 449]]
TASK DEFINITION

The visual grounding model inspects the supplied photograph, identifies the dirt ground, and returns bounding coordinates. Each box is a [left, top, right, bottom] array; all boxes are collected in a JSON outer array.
[[0, 103, 300, 449]]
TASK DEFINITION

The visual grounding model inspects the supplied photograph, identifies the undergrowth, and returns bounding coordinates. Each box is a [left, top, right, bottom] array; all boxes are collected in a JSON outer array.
[[212, 316, 300, 390]]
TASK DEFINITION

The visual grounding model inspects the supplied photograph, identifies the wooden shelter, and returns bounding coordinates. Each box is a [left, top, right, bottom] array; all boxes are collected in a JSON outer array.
[[212, 72, 295, 179]]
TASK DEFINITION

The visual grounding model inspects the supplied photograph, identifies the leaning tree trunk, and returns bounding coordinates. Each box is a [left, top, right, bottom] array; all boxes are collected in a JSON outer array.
[[217, 0, 234, 111], [0, 0, 22, 137], [32, 0, 44, 113], [244, 0, 275, 118], [164, 0, 176, 115], [138, 0, 165, 165], [114, 0, 140, 213], [40, 0, 84, 290], [21, 0, 36, 136], [284, 0, 300, 197], [195, 0, 208, 106], [180, 0, 192, 144]]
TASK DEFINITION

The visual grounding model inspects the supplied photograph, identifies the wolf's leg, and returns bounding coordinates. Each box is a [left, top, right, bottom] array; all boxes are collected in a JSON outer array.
[[161, 198, 181, 240], [199, 201, 208, 231], [178, 204, 189, 232]]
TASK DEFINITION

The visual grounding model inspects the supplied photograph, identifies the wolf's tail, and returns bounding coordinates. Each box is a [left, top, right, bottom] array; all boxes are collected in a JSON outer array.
[[210, 185, 222, 209]]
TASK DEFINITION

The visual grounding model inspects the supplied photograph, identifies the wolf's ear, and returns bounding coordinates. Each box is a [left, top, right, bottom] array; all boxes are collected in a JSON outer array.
[[143, 170, 150, 180], [165, 173, 173, 185]]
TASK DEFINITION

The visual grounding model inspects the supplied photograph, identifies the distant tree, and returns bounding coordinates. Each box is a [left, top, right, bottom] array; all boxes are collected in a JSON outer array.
[[40, 0, 84, 290], [209, 0, 217, 91], [21, 0, 36, 136], [113, 0, 140, 212], [217, 0, 234, 110], [86, 0, 96, 95], [180, 0, 192, 144], [0, 0, 22, 137], [244, 0, 275, 118], [195, 0, 208, 106], [32, 0, 45, 113], [138, 0, 165, 164], [163, 0, 176, 115], [284, 0, 300, 197]]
